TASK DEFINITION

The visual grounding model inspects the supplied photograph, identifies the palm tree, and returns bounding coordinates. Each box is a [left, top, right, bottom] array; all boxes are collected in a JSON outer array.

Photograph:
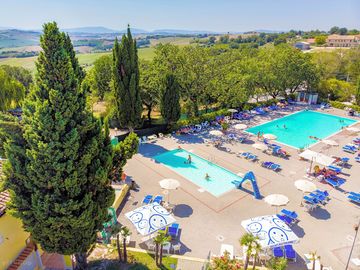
[[309, 251, 320, 270], [120, 226, 132, 263], [111, 224, 122, 262], [153, 231, 171, 266], [251, 240, 262, 270], [239, 233, 259, 270]]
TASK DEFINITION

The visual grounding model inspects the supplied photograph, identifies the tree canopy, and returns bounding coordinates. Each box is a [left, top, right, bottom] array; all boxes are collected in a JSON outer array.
[[4, 22, 114, 269]]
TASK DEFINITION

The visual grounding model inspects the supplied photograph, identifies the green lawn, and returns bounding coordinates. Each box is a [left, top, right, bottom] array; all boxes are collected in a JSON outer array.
[[88, 250, 177, 270], [0, 47, 156, 72]]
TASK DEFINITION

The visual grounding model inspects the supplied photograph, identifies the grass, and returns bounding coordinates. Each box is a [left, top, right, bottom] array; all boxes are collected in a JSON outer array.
[[88, 250, 177, 270], [0, 47, 156, 72]]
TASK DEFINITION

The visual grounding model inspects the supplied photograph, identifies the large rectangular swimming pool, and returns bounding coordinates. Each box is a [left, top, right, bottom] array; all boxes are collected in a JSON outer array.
[[246, 110, 356, 149], [154, 149, 241, 196]]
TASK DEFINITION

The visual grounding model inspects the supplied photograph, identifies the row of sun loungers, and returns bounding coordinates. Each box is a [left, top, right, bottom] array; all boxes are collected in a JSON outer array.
[[343, 143, 358, 154], [261, 161, 281, 171], [237, 152, 258, 161], [273, 245, 296, 261], [303, 190, 330, 209], [142, 195, 163, 205]]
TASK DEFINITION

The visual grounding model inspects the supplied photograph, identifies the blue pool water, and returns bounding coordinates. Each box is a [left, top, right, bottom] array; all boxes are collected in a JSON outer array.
[[154, 149, 241, 196], [246, 110, 356, 149]]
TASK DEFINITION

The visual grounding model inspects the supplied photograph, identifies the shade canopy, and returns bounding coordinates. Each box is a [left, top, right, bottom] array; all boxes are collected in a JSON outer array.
[[263, 134, 277, 140], [234, 124, 248, 130], [252, 143, 268, 151], [346, 127, 360, 132], [125, 203, 176, 236], [159, 179, 180, 190], [294, 179, 317, 193], [299, 150, 335, 166], [264, 194, 289, 206], [209, 130, 223, 136], [241, 215, 299, 248], [322, 139, 338, 146]]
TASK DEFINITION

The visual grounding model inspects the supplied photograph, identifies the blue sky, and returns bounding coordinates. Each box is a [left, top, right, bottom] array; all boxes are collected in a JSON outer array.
[[1, 0, 359, 32]]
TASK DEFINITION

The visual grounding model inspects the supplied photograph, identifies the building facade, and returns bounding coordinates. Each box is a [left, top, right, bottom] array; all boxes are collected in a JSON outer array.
[[326, 34, 360, 47]]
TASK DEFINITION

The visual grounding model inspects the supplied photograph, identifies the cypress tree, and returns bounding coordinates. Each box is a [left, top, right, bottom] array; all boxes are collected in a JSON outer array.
[[161, 74, 181, 126], [356, 77, 360, 106], [4, 22, 114, 269], [112, 26, 142, 131]]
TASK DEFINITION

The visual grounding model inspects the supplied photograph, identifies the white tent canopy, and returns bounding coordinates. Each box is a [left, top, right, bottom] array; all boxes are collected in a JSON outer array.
[[299, 150, 335, 166], [241, 215, 299, 248], [125, 203, 176, 236]]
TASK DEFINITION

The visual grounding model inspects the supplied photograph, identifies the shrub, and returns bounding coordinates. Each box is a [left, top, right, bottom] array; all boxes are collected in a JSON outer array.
[[330, 101, 360, 112]]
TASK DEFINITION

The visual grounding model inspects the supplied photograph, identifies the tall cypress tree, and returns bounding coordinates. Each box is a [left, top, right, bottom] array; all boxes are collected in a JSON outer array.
[[112, 26, 142, 131], [161, 74, 181, 126], [4, 22, 114, 269]]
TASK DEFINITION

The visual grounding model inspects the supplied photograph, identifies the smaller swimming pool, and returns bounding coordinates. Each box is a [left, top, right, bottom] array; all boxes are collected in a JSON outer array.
[[154, 149, 241, 196], [246, 110, 356, 149]]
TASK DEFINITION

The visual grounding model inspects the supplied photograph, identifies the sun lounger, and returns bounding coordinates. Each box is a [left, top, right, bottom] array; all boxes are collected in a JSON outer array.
[[142, 195, 153, 204], [349, 192, 360, 198], [153, 195, 163, 204], [273, 247, 284, 258], [314, 190, 330, 200], [238, 152, 251, 158], [355, 156, 360, 162], [277, 214, 294, 226], [325, 178, 345, 188], [327, 165, 342, 173], [343, 145, 357, 154], [281, 209, 298, 220], [303, 195, 318, 205], [309, 193, 327, 204], [262, 161, 281, 171], [284, 245, 296, 261], [247, 154, 258, 161], [348, 195, 360, 204]]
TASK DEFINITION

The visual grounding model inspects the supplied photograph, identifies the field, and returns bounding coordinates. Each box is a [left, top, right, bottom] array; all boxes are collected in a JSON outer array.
[[0, 47, 156, 72], [0, 36, 195, 71]]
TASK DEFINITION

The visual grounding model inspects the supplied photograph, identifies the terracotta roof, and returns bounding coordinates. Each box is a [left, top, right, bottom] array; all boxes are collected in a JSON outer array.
[[0, 190, 10, 217], [327, 34, 358, 40], [7, 243, 35, 270]]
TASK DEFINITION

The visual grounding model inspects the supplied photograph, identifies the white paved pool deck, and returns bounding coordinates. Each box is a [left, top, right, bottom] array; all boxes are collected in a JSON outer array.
[[119, 105, 360, 270]]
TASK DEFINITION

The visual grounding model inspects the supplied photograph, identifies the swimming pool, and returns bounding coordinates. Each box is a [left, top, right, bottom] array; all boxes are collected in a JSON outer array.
[[246, 110, 356, 149], [154, 149, 241, 196]]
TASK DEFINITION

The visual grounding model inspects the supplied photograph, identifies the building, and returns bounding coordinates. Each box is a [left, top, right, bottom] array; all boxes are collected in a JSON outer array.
[[326, 34, 360, 47], [294, 41, 310, 50], [0, 189, 72, 270], [305, 38, 316, 45]]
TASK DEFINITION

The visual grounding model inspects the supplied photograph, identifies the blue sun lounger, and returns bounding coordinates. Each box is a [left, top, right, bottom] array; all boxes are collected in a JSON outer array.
[[238, 152, 251, 158], [247, 153, 258, 161], [349, 192, 360, 198], [314, 190, 330, 201], [327, 165, 342, 173], [273, 247, 284, 258], [153, 195, 163, 204], [309, 193, 327, 204], [281, 209, 298, 220], [142, 195, 153, 204], [355, 156, 360, 162], [262, 161, 281, 171], [277, 214, 294, 226], [325, 178, 346, 188], [348, 195, 360, 204], [343, 145, 357, 153], [284, 245, 296, 261], [303, 195, 318, 204]]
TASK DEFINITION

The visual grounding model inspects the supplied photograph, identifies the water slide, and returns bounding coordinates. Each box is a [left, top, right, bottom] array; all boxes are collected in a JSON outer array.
[[237, 171, 261, 199]]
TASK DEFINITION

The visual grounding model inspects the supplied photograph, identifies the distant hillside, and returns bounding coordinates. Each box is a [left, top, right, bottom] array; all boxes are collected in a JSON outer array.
[[63, 26, 118, 33], [152, 29, 216, 35], [0, 29, 40, 48]]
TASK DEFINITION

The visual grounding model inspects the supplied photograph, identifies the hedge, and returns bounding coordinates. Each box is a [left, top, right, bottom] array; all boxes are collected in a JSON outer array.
[[329, 101, 360, 112]]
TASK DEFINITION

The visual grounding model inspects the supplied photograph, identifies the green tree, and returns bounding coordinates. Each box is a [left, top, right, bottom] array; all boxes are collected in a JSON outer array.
[[338, 27, 348, 35], [92, 55, 112, 100], [0, 112, 23, 157], [318, 78, 354, 101], [329, 26, 340, 34], [355, 77, 360, 105], [112, 26, 142, 131], [160, 74, 181, 126], [239, 233, 259, 270], [4, 22, 114, 270], [110, 223, 123, 262], [0, 69, 25, 111], [315, 35, 327, 45], [139, 60, 161, 123], [0, 65, 33, 90], [153, 231, 171, 266], [110, 132, 139, 183], [120, 226, 132, 263]]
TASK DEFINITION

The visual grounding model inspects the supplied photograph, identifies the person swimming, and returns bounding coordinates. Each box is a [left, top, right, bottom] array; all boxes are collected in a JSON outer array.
[[187, 154, 192, 164], [205, 173, 210, 180], [283, 124, 287, 129]]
